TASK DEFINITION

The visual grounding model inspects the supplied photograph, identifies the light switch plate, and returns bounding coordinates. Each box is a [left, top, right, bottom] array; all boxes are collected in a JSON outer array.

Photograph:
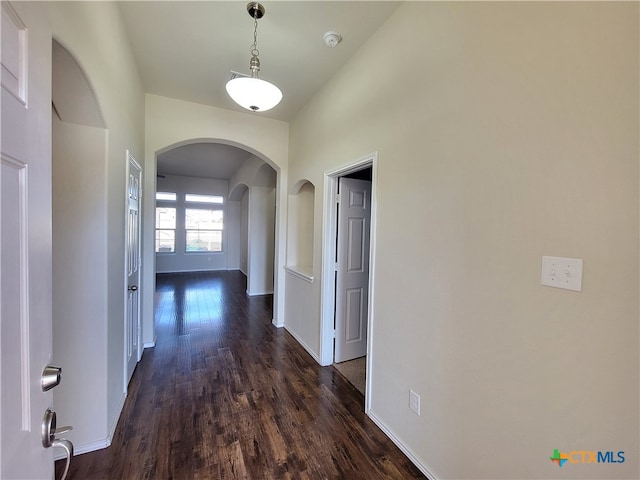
[[409, 389, 420, 416], [541, 256, 583, 292]]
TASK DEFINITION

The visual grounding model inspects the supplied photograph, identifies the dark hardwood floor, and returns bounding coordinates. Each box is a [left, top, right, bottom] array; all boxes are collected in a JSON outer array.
[[56, 271, 426, 479]]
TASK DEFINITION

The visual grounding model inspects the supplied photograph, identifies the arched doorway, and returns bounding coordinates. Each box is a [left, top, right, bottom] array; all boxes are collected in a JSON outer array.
[[148, 139, 280, 344]]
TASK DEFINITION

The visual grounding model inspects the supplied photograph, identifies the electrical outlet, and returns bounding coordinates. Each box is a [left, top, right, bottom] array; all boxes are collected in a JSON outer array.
[[409, 390, 420, 416]]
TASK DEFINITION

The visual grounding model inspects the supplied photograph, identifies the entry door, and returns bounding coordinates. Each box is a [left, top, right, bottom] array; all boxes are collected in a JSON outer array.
[[334, 177, 371, 363], [125, 152, 142, 387], [1, 2, 54, 478]]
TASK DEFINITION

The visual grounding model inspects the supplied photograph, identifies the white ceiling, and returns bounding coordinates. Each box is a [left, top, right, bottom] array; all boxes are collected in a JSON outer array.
[[119, 1, 400, 179], [157, 143, 253, 179], [119, 1, 400, 121]]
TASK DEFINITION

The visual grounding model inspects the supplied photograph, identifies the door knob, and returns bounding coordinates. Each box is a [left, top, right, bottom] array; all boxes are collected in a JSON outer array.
[[128, 285, 138, 291], [41, 365, 62, 392], [42, 409, 74, 480]]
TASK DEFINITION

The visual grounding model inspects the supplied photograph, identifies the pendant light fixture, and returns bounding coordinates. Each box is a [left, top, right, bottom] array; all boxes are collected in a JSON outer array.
[[226, 2, 282, 112]]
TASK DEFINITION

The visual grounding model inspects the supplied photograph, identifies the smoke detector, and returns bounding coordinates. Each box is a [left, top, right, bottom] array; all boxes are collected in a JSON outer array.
[[323, 31, 342, 48]]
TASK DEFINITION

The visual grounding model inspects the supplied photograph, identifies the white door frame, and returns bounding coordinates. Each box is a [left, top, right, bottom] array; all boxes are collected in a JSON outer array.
[[320, 152, 377, 410]]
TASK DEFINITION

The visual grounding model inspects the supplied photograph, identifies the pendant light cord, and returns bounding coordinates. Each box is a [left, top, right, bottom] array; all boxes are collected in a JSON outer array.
[[251, 6, 260, 58]]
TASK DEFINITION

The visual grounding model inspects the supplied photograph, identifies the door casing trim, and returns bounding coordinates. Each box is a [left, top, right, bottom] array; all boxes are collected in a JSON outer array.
[[320, 151, 377, 412]]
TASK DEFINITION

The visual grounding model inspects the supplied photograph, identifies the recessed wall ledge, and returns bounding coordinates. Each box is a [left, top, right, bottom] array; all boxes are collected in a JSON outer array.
[[284, 265, 314, 283]]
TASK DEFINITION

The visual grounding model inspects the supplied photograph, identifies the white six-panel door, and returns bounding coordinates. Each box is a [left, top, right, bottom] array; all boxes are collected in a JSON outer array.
[[125, 152, 142, 387], [1, 2, 54, 478], [334, 177, 372, 363]]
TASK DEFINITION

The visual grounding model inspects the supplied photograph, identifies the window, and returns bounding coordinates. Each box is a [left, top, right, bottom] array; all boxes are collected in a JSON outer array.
[[185, 194, 223, 204], [155, 190, 225, 254], [156, 191, 177, 201], [155, 207, 176, 252], [185, 208, 223, 252]]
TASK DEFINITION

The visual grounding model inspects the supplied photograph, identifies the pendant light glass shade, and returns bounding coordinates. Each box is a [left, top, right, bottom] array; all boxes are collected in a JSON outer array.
[[226, 2, 282, 113], [225, 76, 282, 112]]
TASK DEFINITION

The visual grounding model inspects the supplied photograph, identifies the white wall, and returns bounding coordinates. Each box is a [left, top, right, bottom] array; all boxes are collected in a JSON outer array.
[[229, 155, 266, 194], [240, 191, 249, 275], [47, 1, 145, 454], [143, 94, 288, 340], [52, 116, 109, 452], [226, 200, 241, 270], [155, 174, 235, 273], [287, 2, 638, 479], [247, 186, 276, 295]]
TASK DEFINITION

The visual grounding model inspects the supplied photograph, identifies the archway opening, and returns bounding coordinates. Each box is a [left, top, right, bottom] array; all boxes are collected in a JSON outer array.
[[150, 139, 280, 342]]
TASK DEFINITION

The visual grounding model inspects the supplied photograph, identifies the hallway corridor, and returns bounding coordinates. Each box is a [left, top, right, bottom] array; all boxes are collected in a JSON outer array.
[[57, 271, 426, 479]]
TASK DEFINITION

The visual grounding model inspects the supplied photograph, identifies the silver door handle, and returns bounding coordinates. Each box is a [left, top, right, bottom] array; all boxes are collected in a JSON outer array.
[[42, 409, 74, 480], [128, 285, 138, 291], [53, 438, 73, 480], [54, 425, 73, 435]]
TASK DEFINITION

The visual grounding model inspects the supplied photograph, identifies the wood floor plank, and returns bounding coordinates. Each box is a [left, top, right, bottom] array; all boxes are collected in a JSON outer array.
[[56, 271, 427, 479]]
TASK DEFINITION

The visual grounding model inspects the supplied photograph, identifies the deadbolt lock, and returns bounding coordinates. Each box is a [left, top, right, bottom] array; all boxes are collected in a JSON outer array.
[[41, 365, 62, 392]]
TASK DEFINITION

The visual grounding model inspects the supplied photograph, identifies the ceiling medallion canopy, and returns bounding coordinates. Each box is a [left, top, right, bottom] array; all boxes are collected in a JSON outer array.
[[225, 2, 282, 113]]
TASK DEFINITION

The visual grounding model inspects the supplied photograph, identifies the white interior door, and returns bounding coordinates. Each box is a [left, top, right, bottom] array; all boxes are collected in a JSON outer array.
[[334, 177, 371, 363], [1, 2, 55, 478], [125, 152, 142, 387]]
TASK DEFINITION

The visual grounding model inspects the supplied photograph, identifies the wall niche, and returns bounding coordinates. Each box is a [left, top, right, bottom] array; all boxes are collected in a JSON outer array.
[[286, 180, 314, 282]]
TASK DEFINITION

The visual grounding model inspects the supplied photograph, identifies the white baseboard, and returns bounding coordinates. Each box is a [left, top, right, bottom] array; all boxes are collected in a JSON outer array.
[[284, 326, 322, 364], [108, 390, 127, 442], [54, 391, 127, 461], [367, 409, 438, 480], [156, 269, 247, 275], [246, 289, 273, 296], [54, 437, 111, 460], [155, 267, 227, 274], [272, 318, 284, 328], [143, 341, 155, 349]]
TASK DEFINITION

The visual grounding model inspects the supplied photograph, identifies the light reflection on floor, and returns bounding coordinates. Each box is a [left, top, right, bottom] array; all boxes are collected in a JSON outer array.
[[154, 271, 240, 335]]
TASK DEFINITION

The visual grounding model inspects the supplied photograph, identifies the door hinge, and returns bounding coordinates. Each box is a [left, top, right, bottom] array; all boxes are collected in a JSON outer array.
[[332, 329, 336, 339], [336, 193, 341, 204]]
